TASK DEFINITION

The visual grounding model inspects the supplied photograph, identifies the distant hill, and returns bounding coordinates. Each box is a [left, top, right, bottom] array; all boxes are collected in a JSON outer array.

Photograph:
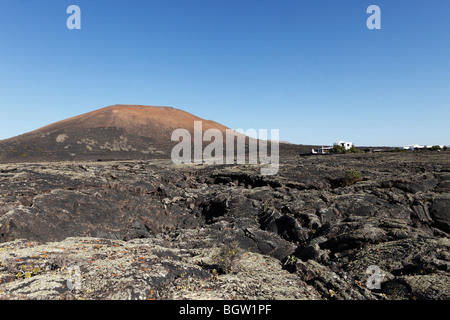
[[0, 104, 314, 164], [0, 105, 230, 163]]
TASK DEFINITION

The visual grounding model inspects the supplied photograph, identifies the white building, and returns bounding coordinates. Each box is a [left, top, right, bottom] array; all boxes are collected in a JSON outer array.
[[311, 140, 354, 154], [403, 144, 444, 150], [311, 146, 333, 154], [403, 144, 424, 150], [334, 141, 354, 150]]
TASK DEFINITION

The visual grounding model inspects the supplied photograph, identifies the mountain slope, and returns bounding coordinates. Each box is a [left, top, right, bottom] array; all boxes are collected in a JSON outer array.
[[0, 105, 232, 163]]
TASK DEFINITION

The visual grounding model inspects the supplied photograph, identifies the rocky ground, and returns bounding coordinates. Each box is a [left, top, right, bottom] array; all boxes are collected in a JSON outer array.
[[0, 151, 449, 300]]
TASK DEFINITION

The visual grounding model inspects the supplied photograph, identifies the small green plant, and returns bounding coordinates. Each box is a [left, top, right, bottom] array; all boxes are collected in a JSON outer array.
[[282, 254, 299, 273], [429, 145, 443, 151], [332, 145, 362, 154], [283, 254, 298, 267], [286, 254, 297, 263], [328, 289, 336, 298], [16, 266, 33, 279], [347, 147, 362, 153], [332, 145, 346, 154], [214, 242, 242, 274], [8, 263, 46, 281], [344, 169, 362, 186]]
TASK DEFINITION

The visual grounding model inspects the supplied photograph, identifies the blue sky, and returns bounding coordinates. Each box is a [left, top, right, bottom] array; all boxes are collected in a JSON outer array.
[[0, 0, 449, 147]]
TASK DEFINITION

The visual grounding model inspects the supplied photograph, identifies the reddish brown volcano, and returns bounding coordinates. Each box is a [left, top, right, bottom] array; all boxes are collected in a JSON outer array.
[[0, 105, 231, 163], [35, 105, 230, 137]]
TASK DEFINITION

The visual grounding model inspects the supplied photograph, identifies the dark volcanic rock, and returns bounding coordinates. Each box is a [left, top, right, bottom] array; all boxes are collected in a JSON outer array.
[[259, 210, 309, 243], [0, 187, 175, 243], [0, 151, 449, 300], [429, 195, 450, 233], [393, 174, 439, 193]]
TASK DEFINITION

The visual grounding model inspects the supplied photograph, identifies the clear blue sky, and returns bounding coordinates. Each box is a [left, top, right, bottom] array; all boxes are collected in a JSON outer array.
[[0, 0, 449, 147]]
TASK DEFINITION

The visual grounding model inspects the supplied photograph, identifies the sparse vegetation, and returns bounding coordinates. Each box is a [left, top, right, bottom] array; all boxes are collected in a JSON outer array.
[[1, 257, 47, 281], [344, 169, 362, 186], [214, 242, 242, 274], [391, 147, 406, 152], [332, 145, 362, 154], [332, 145, 346, 154], [429, 145, 443, 151], [347, 146, 362, 153]]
